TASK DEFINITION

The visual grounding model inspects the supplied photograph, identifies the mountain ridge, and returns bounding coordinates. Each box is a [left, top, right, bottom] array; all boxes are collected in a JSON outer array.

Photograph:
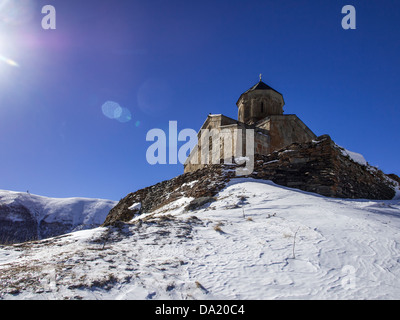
[[0, 190, 117, 244]]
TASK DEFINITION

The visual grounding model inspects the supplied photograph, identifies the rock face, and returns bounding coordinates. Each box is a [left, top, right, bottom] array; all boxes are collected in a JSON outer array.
[[103, 166, 229, 226], [103, 135, 399, 226], [251, 135, 397, 200], [0, 191, 117, 244], [0, 203, 38, 244]]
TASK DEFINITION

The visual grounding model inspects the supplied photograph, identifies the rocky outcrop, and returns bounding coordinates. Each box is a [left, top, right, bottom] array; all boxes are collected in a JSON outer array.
[[251, 135, 397, 200], [103, 166, 229, 226], [103, 135, 398, 226]]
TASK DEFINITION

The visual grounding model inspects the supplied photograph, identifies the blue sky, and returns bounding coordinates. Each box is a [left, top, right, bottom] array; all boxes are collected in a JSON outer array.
[[0, 0, 399, 200]]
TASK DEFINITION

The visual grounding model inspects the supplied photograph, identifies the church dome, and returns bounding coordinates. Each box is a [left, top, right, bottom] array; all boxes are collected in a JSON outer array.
[[236, 77, 285, 124]]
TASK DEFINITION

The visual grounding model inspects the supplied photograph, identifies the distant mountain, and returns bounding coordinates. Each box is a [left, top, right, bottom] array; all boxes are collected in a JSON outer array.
[[0, 190, 117, 244]]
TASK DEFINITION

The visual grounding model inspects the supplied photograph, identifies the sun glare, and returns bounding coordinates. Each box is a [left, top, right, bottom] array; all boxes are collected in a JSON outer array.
[[0, 0, 37, 69], [0, 55, 19, 67], [0, 33, 19, 68], [0, 0, 35, 26]]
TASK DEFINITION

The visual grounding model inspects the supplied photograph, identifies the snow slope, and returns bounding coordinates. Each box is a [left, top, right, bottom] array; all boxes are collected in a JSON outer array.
[[1, 179, 400, 299], [0, 190, 117, 243]]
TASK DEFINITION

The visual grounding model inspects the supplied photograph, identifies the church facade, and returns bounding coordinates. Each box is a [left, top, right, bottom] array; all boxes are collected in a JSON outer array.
[[184, 78, 316, 173]]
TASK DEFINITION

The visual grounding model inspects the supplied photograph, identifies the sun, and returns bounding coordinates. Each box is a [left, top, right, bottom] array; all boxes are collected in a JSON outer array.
[[0, 0, 37, 69], [0, 0, 35, 26], [0, 0, 9, 11], [0, 32, 19, 67], [0, 20, 20, 68]]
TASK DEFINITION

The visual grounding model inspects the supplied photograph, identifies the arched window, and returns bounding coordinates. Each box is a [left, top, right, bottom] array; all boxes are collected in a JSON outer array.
[[261, 102, 264, 113], [244, 107, 250, 118]]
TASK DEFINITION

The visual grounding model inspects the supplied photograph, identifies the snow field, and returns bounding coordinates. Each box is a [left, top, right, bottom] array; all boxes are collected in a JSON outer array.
[[0, 179, 399, 299]]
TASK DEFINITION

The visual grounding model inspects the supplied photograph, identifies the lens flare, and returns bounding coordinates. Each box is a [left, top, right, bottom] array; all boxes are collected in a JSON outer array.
[[116, 107, 132, 123], [0, 55, 19, 67], [101, 101, 132, 123], [102, 101, 122, 119]]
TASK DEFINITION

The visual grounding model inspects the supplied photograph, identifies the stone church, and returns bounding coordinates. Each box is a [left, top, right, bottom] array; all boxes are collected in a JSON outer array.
[[184, 77, 316, 173], [104, 80, 399, 227]]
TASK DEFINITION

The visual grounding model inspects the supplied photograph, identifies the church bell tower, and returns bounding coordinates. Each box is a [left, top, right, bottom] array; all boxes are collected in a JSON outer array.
[[237, 75, 285, 125]]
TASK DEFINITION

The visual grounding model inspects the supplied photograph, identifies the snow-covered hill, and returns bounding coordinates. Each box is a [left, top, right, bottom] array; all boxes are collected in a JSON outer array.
[[0, 190, 117, 244], [1, 179, 400, 299]]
